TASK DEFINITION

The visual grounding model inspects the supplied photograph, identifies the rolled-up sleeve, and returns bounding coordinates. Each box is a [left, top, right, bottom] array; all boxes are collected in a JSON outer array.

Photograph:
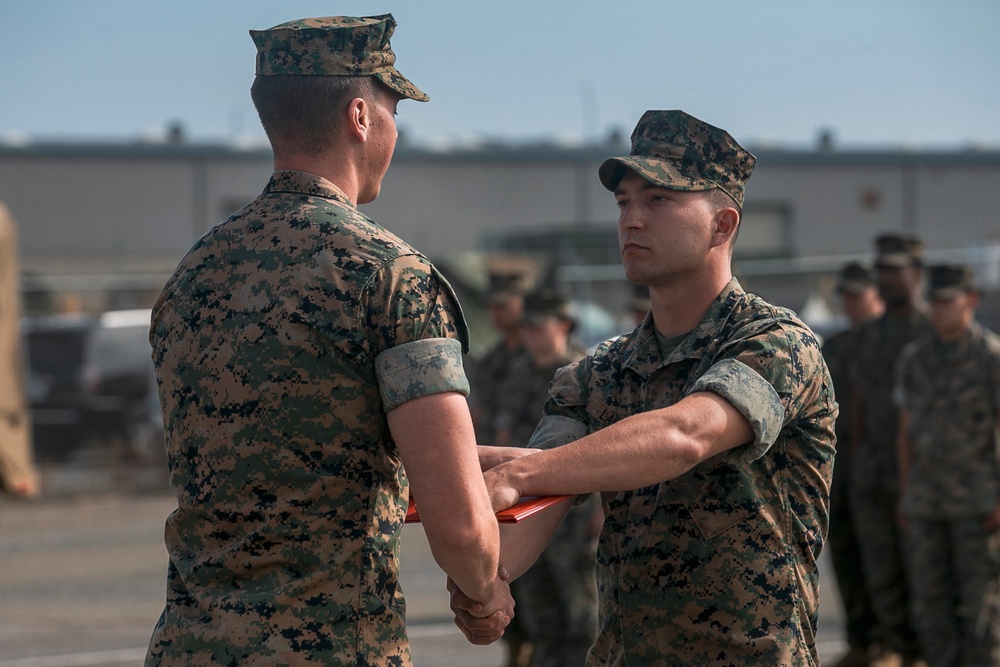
[[375, 337, 469, 411], [690, 358, 784, 465]]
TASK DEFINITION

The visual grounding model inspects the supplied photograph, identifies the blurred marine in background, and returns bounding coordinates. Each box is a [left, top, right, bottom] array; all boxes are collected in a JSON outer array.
[[823, 261, 884, 667], [495, 289, 600, 667], [850, 234, 931, 666], [896, 264, 1000, 667]]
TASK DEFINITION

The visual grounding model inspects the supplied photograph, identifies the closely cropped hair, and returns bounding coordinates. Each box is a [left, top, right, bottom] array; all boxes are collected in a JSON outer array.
[[707, 187, 743, 245], [250, 75, 376, 156]]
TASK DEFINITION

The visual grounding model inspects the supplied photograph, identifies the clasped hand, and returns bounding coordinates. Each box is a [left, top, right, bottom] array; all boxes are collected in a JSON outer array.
[[447, 566, 514, 645]]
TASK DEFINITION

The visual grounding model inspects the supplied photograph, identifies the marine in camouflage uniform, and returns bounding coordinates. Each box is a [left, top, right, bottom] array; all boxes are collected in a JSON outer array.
[[454, 111, 837, 666], [146, 15, 513, 666], [896, 264, 1000, 667], [465, 271, 533, 666], [468, 273, 530, 446], [822, 261, 883, 666], [850, 234, 931, 664], [495, 289, 599, 667]]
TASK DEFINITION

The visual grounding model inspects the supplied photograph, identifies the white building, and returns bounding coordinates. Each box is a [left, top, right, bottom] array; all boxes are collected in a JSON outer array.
[[2, 139, 998, 339]]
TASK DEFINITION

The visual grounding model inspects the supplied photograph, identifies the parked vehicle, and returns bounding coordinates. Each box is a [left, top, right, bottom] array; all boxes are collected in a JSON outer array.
[[22, 309, 163, 464]]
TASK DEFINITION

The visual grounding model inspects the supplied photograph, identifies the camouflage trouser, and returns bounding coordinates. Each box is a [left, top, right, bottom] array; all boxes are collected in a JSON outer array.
[[905, 516, 1000, 667], [828, 454, 879, 649], [515, 500, 599, 667], [850, 481, 921, 657]]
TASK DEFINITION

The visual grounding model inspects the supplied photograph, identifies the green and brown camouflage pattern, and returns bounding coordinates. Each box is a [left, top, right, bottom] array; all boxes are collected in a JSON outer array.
[[531, 279, 836, 665], [896, 322, 1000, 518], [250, 14, 429, 102], [495, 344, 598, 667], [836, 260, 876, 294], [896, 319, 1000, 663], [599, 110, 756, 207], [145, 170, 469, 666], [821, 322, 879, 649], [905, 517, 1000, 665], [927, 263, 977, 300], [848, 307, 931, 658], [874, 233, 924, 268]]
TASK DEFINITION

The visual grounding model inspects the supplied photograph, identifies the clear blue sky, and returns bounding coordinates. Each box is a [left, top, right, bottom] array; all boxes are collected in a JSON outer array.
[[3, 0, 998, 150]]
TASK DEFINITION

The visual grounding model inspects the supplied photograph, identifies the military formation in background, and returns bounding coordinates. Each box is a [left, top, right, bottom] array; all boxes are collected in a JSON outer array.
[[824, 260, 885, 663], [496, 289, 599, 667], [896, 265, 1000, 666], [466, 271, 534, 667], [826, 235, 1000, 667]]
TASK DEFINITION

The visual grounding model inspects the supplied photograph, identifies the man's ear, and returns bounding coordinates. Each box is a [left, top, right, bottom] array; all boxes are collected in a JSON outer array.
[[711, 206, 740, 248], [346, 97, 370, 142]]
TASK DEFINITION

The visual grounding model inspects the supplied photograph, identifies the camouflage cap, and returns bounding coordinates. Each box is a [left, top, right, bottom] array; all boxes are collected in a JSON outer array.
[[928, 263, 976, 300], [599, 110, 756, 207], [836, 261, 876, 294], [874, 233, 924, 268], [488, 271, 530, 299], [250, 14, 429, 102], [521, 289, 573, 326]]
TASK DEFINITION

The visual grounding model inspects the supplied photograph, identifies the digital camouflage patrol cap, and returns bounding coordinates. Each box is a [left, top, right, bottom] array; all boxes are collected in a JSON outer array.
[[874, 233, 924, 268], [928, 264, 976, 300], [250, 14, 429, 102], [521, 289, 574, 327], [599, 110, 756, 207], [837, 261, 876, 294]]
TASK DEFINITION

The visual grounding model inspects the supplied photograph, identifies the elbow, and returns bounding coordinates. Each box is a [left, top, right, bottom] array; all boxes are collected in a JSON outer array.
[[667, 419, 716, 474], [426, 512, 499, 569]]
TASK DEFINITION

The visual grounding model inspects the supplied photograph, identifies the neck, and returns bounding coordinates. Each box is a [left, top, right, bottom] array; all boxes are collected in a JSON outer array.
[[273, 149, 362, 205], [533, 340, 568, 368], [649, 266, 732, 338], [886, 299, 918, 317]]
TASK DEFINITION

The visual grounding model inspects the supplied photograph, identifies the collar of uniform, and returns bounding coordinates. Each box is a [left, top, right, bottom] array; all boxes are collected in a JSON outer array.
[[263, 170, 355, 206], [934, 319, 984, 351], [621, 278, 744, 378]]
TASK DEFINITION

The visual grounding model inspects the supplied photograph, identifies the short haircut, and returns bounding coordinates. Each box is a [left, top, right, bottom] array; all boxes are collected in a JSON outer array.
[[250, 74, 376, 156], [707, 187, 743, 245]]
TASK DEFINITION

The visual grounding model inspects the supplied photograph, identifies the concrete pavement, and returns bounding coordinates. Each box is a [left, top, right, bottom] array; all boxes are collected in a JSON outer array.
[[0, 464, 849, 666]]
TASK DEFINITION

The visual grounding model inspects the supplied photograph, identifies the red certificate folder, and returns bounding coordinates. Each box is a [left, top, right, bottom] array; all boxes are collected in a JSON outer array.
[[405, 495, 572, 524]]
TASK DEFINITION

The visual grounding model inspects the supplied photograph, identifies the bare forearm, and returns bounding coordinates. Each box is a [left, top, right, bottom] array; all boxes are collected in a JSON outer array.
[[489, 392, 752, 499], [390, 393, 503, 603], [421, 510, 501, 601], [498, 497, 574, 580]]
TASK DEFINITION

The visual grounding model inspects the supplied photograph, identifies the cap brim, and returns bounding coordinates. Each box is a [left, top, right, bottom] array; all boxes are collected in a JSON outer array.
[[599, 156, 715, 192], [875, 254, 915, 269], [375, 69, 429, 102], [837, 281, 872, 294], [929, 287, 966, 301]]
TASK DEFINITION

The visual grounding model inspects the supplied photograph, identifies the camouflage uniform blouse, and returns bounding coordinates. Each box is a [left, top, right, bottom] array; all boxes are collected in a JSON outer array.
[[468, 341, 528, 444], [146, 171, 469, 667], [530, 279, 836, 666], [850, 310, 931, 492], [495, 343, 587, 447], [895, 322, 1000, 518]]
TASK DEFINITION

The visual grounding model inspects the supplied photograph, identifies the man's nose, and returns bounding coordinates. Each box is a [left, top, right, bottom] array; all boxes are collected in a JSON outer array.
[[619, 206, 644, 230]]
